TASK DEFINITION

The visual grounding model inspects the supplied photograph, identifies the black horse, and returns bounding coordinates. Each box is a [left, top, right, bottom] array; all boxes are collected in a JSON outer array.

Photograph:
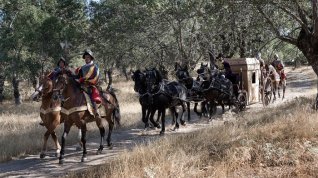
[[145, 68, 187, 135], [132, 70, 161, 129], [196, 63, 236, 119], [174, 62, 208, 118]]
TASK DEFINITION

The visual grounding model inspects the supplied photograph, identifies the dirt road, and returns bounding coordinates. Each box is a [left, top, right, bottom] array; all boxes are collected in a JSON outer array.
[[0, 66, 316, 178]]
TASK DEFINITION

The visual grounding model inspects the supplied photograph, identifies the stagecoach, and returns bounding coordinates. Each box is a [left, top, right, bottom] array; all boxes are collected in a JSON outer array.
[[226, 57, 277, 107]]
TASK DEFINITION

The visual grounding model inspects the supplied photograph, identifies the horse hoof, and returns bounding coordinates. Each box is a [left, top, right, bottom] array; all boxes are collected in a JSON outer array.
[[40, 153, 45, 159], [81, 156, 87, 162], [156, 124, 161, 129], [59, 159, 64, 164], [108, 144, 113, 150], [181, 121, 186, 126], [159, 131, 165, 135], [55, 153, 59, 158], [96, 150, 102, 155]]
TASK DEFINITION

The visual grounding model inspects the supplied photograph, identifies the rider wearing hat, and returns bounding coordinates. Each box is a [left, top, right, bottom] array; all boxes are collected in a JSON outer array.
[[47, 57, 67, 80], [271, 53, 286, 80], [74, 49, 102, 116]]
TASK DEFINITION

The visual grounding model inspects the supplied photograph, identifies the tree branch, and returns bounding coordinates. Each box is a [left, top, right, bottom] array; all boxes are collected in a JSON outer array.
[[257, 6, 298, 46], [313, 0, 318, 36], [271, 2, 310, 35]]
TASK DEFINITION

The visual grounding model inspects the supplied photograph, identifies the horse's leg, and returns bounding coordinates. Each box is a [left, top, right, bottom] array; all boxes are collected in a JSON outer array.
[[80, 124, 87, 162], [76, 128, 83, 151], [141, 105, 149, 129], [160, 108, 166, 135], [40, 130, 50, 159], [193, 102, 202, 118], [283, 81, 286, 99], [278, 81, 281, 98], [186, 101, 191, 121], [155, 110, 161, 127], [51, 131, 61, 157], [95, 117, 105, 154], [106, 114, 114, 149], [180, 103, 186, 126], [59, 123, 71, 164], [171, 107, 179, 131], [149, 108, 160, 128]]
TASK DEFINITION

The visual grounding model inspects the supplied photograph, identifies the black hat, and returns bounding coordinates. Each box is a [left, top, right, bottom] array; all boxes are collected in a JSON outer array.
[[82, 49, 94, 59], [57, 57, 67, 66]]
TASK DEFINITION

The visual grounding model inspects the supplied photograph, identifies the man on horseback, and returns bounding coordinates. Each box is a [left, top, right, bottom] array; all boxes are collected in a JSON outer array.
[[74, 49, 102, 117], [271, 53, 286, 80], [47, 57, 68, 80]]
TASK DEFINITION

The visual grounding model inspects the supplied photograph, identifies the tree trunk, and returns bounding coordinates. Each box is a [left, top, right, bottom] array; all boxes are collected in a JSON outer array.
[[12, 76, 21, 105], [0, 75, 4, 104], [122, 67, 129, 81]]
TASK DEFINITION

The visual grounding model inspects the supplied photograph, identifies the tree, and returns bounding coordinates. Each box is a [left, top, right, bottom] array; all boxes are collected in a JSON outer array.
[[254, 1, 318, 74]]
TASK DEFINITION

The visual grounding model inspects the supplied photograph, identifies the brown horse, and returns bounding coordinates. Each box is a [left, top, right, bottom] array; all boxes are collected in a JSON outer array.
[[32, 74, 84, 158], [31, 75, 63, 158], [53, 73, 120, 164]]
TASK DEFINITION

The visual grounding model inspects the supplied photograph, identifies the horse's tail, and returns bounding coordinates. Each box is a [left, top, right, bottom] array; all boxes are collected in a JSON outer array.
[[113, 94, 121, 127]]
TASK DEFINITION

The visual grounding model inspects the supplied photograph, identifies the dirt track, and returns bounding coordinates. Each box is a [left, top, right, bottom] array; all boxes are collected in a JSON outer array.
[[0, 66, 316, 178]]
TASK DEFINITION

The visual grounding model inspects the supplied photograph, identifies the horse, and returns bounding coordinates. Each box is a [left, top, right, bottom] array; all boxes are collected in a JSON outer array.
[[196, 63, 236, 118], [145, 68, 187, 135], [131, 70, 161, 129], [30, 75, 64, 159], [174, 62, 207, 119], [53, 73, 121, 164], [265, 64, 281, 101]]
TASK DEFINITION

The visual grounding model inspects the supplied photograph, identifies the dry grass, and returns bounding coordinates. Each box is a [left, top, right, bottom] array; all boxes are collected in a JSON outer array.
[[0, 79, 142, 162], [67, 97, 318, 178]]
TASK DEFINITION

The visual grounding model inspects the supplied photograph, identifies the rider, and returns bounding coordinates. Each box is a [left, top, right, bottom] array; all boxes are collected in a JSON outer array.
[[215, 53, 234, 81], [271, 53, 286, 80], [74, 49, 102, 117], [47, 57, 67, 80]]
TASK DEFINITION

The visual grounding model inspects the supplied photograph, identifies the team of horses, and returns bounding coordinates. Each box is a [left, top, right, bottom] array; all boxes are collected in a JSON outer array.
[[30, 59, 287, 164]]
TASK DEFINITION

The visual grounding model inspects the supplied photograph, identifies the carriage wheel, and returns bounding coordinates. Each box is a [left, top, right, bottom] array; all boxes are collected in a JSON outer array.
[[237, 93, 247, 111], [264, 78, 272, 106]]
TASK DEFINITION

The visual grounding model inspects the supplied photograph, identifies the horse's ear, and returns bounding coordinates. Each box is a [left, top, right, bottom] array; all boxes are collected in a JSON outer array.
[[201, 62, 204, 67]]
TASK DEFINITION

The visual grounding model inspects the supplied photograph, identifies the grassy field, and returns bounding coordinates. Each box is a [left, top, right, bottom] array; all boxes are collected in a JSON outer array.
[[66, 97, 318, 178], [0, 78, 142, 162]]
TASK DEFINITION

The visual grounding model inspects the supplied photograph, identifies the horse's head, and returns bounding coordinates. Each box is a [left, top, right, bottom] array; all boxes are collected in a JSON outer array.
[[145, 68, 162, 93], [131, 70, 146, 93], [196, 63, 210, 81], [52, 73, 69, 101], [31, 72, 54, 101], [175, 63, 190, 81]]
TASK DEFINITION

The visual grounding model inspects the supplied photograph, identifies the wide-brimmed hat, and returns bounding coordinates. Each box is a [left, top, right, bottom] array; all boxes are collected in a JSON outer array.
[[82, 49, 94, 59], [57, 57, 67, 66]]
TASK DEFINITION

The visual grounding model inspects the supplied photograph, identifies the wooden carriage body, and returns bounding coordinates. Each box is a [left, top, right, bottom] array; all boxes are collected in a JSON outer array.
[[225, 58, 260, 105]]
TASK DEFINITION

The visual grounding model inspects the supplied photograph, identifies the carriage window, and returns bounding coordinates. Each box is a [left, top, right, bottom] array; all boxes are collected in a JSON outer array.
[[252, 72, 256, 84]]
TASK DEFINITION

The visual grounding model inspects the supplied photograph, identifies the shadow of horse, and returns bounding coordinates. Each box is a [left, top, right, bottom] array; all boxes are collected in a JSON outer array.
[[53, 73, 121, 164]]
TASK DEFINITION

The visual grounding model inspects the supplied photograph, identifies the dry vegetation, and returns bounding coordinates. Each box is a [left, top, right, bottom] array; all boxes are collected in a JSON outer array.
[[0, 78, 142, 162], [66, 97, 318, 178]]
